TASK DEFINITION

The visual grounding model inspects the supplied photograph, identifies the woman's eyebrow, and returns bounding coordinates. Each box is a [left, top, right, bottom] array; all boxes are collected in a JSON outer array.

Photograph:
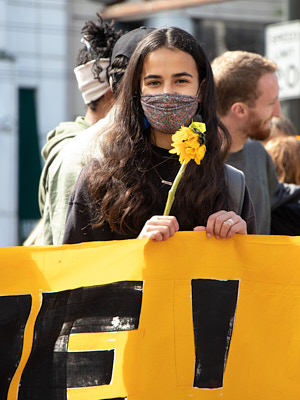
[[173, 72, 193, 78], [143, 72, 194, 81], [143, 74, 161, 81]]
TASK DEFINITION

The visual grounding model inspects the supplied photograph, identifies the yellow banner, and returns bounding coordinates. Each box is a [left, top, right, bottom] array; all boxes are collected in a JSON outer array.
[[1, 232, 300, 400]]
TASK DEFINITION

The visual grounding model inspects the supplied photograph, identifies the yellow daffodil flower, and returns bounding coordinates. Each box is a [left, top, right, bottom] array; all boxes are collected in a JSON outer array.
[[163, 121, 207, 215], [169, 123, 206, 165]]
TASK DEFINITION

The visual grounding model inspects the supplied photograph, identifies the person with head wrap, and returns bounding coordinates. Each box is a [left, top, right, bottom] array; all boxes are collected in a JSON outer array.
[[34, 26, 154, 245], [33, 14, 122, 245]]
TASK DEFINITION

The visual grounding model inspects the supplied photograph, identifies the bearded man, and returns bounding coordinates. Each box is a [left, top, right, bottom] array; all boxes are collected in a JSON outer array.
[[212, 50, 300, 234]]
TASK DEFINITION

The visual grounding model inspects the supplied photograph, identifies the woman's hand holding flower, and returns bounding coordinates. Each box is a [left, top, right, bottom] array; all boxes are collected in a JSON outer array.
[[138, 215, 179, 241], [193, 210, 247, 239], [143, 122, 246, 242]]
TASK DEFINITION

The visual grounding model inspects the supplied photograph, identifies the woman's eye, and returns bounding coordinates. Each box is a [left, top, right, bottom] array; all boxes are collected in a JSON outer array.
[[176, 79, 189, 84], [147, 80, 160, 86]]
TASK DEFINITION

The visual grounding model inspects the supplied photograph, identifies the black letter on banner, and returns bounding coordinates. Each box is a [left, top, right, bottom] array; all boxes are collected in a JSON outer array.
[[100, 398, 126, 400], [18, 281, 143, 400], [0, 295, 32, 400], [191, 279, 239, 389]]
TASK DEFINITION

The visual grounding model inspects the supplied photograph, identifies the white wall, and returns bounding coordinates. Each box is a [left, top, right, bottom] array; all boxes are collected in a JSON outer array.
[[8, 0, 71, 145], [0, 58, 18, 246]]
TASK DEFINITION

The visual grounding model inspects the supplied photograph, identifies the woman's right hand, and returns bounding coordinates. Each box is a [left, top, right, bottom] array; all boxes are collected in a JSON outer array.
[[138, 215, 179, 241]]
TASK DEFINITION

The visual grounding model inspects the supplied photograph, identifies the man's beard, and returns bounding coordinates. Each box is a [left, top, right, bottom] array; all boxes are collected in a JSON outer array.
[[246, 113, 271, 141]]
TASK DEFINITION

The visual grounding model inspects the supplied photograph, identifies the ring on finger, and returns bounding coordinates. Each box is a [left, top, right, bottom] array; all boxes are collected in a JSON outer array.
[[224, 218, 234, 227]]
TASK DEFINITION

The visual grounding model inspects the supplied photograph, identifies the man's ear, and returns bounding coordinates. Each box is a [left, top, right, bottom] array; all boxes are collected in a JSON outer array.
[[231, 102, 249, 119], [104, 86, 113, 98], [109, 76, 114, 91]]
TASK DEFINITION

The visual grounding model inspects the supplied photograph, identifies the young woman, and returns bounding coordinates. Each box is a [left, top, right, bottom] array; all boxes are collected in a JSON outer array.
[[63, 27, 256, 244]]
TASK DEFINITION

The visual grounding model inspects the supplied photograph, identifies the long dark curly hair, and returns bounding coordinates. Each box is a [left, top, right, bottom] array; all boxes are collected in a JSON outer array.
[[76, 14, 122, 109], [85, 27, 232, 234]]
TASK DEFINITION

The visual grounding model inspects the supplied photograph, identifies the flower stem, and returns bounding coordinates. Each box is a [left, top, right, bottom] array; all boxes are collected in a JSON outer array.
[[163, 160, 187, 216]]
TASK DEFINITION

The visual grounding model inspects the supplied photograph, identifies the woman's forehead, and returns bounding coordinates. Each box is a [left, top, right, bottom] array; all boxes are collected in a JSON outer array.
[[141, 48, 198, 76]]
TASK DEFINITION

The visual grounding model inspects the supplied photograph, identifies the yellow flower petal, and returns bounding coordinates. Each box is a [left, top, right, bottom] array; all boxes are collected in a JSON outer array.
[[190, 121, 206, 133], [169, 125, 206, 164]]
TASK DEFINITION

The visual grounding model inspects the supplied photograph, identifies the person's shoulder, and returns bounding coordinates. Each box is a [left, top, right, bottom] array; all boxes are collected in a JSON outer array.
[[68, 112, 113, 146], [69, 162, 95, 203], [56, 123, 102, 167], [46, 117, 86, 140], [51, 111, 114, 174], [241, 139, 272, 166], [224, 164, 246, 215], [41, 117, 89, 160], [62, 111, 114, 159], [225, 163, 245, 182], [244, 139, 268, 154]]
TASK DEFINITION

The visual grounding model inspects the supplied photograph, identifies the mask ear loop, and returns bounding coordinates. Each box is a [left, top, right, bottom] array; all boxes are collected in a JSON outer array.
[[139, 91, 151, 130], [192, 91, 203, 121], [196, 78, 205, 98], [143, 116, 150, 130], [194, 105, 203, 122], [194, 80, 205, 122]]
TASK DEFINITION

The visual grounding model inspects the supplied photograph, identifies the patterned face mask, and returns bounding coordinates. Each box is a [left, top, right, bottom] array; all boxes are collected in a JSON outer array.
[[140, 92, 199, 134]]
